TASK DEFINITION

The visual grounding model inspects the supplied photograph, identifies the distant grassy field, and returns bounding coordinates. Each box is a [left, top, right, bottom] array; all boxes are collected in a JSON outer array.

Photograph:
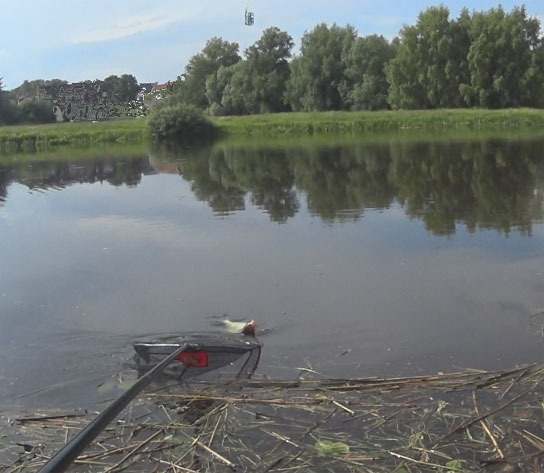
[[2, 109, 544, 154], [0, 119, 147, 154], [213, 108, 544, 136]]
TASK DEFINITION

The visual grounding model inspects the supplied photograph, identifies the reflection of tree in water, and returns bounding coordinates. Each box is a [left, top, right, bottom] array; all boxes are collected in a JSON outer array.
[[0, 169, 8, 206], [3, 138, 544, 237], [178, 148, 246, 215], [0, 157, 153, 198], [175, 137, 544, 235], [293, 144, 396, 221], [390, 139, 544, 236], [179, 147, 298, 222]]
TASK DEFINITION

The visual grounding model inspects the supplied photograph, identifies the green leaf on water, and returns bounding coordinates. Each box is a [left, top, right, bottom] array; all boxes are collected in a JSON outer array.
[[315, 439, 349, 456], [118, 379, 136, 391], [97, 381, 115, 393], [445, 459, 463, 471]]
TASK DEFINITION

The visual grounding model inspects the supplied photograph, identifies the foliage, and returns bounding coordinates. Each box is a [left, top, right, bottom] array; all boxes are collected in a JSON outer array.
[[286, 24, 357, 111], [341, 34, 396, 110], [101, 74, 140, 102], [18, 100, 56, 124], [147, 104, 216, 143], [314, 439, 349, 456], [0, 77, 18, 125], [462, 6, 543, 108], [387, 5, 544, 109], [10, 78, 67, 102], [178, 37, 241, 110], [387, 6, 471, 109], [212, 27, 294, 115]]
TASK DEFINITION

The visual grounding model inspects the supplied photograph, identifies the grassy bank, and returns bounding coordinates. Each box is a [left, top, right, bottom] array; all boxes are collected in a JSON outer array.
[[0, 119, 147, 154], [2, 109, 544, 154], [214, 108, 544, 137]]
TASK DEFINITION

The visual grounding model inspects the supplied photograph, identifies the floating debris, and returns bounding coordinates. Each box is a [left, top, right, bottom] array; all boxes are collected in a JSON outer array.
[[4, 363, 544, 472]]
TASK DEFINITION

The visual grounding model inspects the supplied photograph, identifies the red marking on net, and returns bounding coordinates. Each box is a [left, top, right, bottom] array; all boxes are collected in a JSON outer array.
[[176, 350, 209, 367]]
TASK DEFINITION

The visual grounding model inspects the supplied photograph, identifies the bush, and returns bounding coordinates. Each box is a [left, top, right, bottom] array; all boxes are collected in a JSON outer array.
[[147, 104, 217, 143], [18, 100, 56, 124]]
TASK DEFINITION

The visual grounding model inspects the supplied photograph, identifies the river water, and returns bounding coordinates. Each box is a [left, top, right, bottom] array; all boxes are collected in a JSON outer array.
[[1, 134, 544, 410]]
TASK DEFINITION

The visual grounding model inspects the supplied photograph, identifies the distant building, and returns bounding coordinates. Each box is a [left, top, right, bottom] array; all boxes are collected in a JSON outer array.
[[137, 82, 157, 101], [151, 82, 170, 93], [40, 80, 147, 121], [137, 81, 172, 102]]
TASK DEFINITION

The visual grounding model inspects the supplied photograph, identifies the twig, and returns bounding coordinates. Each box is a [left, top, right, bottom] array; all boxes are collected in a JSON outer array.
[[103, 429, 163, 472], [331, 400, 354, 416], [389, 451, 464, 471], [442, 378, 544, 439], [480, 420, 505, 459]]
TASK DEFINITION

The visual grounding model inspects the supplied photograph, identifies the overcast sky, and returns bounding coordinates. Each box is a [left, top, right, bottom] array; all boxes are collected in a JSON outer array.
[[1, 0, 543, 90]]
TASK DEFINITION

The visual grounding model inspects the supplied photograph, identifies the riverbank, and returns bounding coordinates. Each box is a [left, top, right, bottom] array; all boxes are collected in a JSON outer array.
[[0, 119, 148, 154], [4, 363, 544, 472], [214, 108, 544, 136], [2, 108, 544, 154]]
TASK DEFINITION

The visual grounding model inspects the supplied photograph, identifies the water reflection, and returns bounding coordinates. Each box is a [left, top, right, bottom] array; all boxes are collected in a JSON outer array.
[[2, 136, 544, 409], [0, 156, 154, 199], [2, 136, 544, 235], [171, 137, 544, 235]]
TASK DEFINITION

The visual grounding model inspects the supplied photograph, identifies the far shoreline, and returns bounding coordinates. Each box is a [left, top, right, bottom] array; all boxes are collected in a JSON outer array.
[[2, 108, 544, 155]]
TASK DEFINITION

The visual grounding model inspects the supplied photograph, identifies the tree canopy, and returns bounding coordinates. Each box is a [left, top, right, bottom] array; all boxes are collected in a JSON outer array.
[[4, 3, 544, 122], [101, 74, 140, 102], [174, 5, 544, 114]]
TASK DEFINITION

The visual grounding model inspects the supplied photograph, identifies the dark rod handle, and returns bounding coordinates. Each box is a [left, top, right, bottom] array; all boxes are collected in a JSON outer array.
[[38, 342, 188, 473]]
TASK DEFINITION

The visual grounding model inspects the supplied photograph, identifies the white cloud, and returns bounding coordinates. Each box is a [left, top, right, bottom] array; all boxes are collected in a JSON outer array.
[[69, 9, 201, 44]]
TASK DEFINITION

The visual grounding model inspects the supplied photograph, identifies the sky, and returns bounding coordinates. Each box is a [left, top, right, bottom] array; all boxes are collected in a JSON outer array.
[[1, 0, 543, 90]]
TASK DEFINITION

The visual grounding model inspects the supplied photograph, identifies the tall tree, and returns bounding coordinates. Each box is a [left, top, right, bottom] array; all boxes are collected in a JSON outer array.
[[101, 74, 140, 101], [0, 77, 6, 124], [180, 37, 241, 110], [0, 78, 17, 125], [341, 34, 395, 110], [387, 6, 470, 109], [461, 6, 543, 108], [116, 74, 140, 101], [286, 24, 357, 111], [216, 27, 294, 115]]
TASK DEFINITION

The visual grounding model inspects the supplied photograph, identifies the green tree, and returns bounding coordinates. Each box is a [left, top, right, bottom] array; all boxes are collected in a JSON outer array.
[[461, 6, 543, 108], [217, 27, 294, 115], [212, 62, 248, 115], [286, 24, 357, 111], [0, 77, 6, 124], [180, 37, 241, 110], [341, 34, 395, 110], [10, 79, 68, 102], [0, 78, 18, 125], [18, 100, 55, 123], [101, 74, 140, 101], [116, 74, 140, 101], [387, 6, 471, 109]]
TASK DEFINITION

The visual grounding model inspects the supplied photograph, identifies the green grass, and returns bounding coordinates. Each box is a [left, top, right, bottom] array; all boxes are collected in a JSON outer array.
[[2, 109, 544, 155], [213, 108, 544, 137], [0, 119, 147, 154]]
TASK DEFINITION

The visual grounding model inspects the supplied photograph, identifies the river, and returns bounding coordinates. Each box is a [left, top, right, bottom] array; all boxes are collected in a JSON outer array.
[[1, 134, 544, 411]]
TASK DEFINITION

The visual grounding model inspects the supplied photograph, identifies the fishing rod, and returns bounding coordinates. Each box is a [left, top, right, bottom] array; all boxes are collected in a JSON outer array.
[[38, 342, 190, 473]]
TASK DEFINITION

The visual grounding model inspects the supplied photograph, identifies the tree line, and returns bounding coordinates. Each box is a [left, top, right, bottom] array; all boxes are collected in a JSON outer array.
[[2, 4, 542, 126], [0, 75, 140, 125], [173, 5, 544, 115]]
